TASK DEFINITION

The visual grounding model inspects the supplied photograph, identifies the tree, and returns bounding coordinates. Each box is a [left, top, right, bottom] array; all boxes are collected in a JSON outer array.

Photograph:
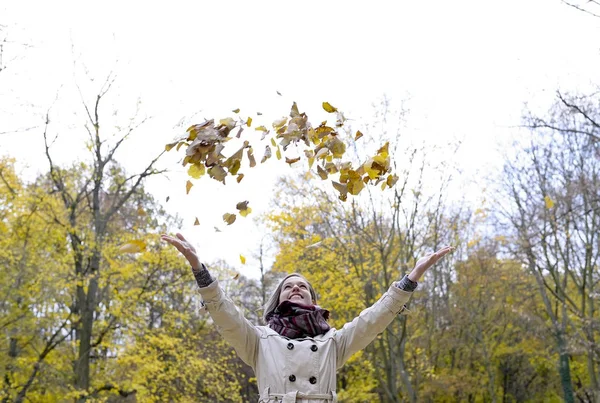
[[500, 90, 600, 402]]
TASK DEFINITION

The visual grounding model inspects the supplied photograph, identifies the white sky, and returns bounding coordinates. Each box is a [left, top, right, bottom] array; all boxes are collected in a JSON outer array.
[[1, 0, 600, 278]]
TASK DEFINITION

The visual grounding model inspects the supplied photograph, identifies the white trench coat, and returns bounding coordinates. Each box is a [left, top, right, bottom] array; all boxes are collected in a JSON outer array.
[[199, 281, 413, 403]]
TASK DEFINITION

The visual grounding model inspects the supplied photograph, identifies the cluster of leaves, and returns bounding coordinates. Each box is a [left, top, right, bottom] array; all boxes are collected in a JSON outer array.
[[165, 102, 398, 226]]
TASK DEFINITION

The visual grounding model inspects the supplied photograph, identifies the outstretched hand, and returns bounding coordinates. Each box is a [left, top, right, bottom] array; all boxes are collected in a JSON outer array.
[[161, 233, 202, 271], [407, 246, 454, 282]]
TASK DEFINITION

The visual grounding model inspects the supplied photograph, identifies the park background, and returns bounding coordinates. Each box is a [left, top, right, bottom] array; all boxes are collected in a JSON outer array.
[[1, 0, 600, 401]]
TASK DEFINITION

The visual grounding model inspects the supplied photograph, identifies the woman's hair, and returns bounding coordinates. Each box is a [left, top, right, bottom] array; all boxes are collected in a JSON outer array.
[[262, 273, 318, 323]]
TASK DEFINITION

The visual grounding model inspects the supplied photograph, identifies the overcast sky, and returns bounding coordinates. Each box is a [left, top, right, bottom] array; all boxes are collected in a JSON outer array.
[[2, 0, 599, 278]]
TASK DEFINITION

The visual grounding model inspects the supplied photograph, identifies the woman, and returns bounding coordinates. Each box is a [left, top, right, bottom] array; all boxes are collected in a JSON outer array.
[[162, 233, 453, 403]]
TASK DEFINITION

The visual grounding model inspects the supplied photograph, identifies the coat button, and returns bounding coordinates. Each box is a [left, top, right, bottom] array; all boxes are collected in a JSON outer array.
[[287, 342, 294, 350], [289, 375, 296, 382], [309, 376, 317, 384], [311, 345, 318, 352]]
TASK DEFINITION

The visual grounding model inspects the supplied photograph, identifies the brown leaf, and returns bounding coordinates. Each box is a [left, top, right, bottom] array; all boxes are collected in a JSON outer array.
[[317, 165, 328, 180], [223, 213, 237, 225], [247, 148, 256, 167], [355, 130, 363, 141], [236, 201, 249, 211], [232, 108, 240, 113], [194, 217, 200, 226], [186, 180, 193, 194], [237, 174, 245, 183], [286, 156, 301, 165]]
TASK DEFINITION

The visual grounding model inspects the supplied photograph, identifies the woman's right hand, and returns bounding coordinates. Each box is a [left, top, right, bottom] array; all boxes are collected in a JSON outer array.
[[161, 233, 202, 271]]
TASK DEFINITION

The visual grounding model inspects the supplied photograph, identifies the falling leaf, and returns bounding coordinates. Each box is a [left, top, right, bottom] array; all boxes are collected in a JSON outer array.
[[276, 146, 282, 160], [214, 226, 222, 232], [240, 255, 246, 264], [188, 163, 205, 179], [223, 213, 236, 225], [255, 125, 268, 132], [237, 201, 252, 217], [236, 201, 249, 210], [276, 90, 282, 96], [247, 117, 253, 127], [186, 180, 193, 194], [166, 196, 170, 202], [237, 174, 245, 183], [544, 195, 555, 209], [219, 117, 236, 130], [233, 273, 240, 280], [232, 108, 240, 113], [261, 145, 272, 163], [165, 141, 178, 152], [236, 127, 244, 138], [322, 102, 337, 113], [317, 165, 328, 180], [208, 166, 227, 183], [286, 156, 301, 165], [273, 117, 287, 128], [257, 112, 263, 115], [290, 102, 300, 118], [194, 217, 200, 226], [355, 130, 363, 141], [119, 240, 147, 254], [247, 148, 256, 167]]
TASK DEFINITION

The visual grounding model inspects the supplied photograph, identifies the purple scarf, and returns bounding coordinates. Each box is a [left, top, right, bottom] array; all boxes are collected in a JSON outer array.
[[266, 301, 331, 339]]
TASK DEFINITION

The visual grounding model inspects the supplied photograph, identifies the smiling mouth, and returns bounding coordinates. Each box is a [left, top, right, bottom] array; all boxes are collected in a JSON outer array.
[[290, 294, 303, 299]]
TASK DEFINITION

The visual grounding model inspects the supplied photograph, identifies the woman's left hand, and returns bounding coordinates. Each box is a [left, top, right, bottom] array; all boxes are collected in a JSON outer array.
[[407, 246, 454, 282]]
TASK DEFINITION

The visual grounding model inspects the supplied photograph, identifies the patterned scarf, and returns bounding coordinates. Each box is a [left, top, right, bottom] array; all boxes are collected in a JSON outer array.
[[266, 301, 331, 339]]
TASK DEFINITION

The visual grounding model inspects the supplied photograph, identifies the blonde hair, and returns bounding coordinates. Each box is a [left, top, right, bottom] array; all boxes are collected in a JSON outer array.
[[262, 273, 318, 323]]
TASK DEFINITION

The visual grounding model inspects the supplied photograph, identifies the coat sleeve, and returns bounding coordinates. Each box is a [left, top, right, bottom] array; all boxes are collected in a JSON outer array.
[[333, 283, 413, 370], [198, 280, 260, 369]]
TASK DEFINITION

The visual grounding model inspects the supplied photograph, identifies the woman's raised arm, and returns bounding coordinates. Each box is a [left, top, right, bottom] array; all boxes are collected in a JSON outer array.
[[334, 246, 454, 369], [161, 233, 260, 368]]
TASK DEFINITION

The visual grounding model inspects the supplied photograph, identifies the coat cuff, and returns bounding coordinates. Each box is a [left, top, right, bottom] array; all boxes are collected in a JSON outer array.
[[382, 283, 414, 315]]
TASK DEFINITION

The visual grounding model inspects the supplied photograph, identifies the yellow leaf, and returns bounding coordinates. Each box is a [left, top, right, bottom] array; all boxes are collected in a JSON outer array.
[[237, 173, 245, 183], [322, 102, 337, 113], [355, 130, 363, 141], [194, 217, 200, 226], [240, 255, 246, 264], [377, 142, 389, 156], [232, 108, 240, 113], [137, 206, 147, 216], [276, 146, 282, 160], [240, 207, 252, 217], [186, 180, 193, 194], [545, 195, 555, 209], [273, 116, 287, 128], [187, 163, 205, 179], [247, 117, 253, 127], [165, 141, 178, 151], [223, 213, 236, 225], [219, 117, 236, 129], [118, 240, 147, 254], [255, 125, 268, 132], [271, 138, 277, 147], [290, 102, 300, 118]]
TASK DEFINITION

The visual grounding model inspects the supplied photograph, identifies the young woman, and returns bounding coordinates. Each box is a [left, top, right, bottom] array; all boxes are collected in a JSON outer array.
[[162, 233, 453, 403]]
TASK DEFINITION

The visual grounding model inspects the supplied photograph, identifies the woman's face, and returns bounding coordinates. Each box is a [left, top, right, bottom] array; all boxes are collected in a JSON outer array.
[[279, 276, 313, 304]]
